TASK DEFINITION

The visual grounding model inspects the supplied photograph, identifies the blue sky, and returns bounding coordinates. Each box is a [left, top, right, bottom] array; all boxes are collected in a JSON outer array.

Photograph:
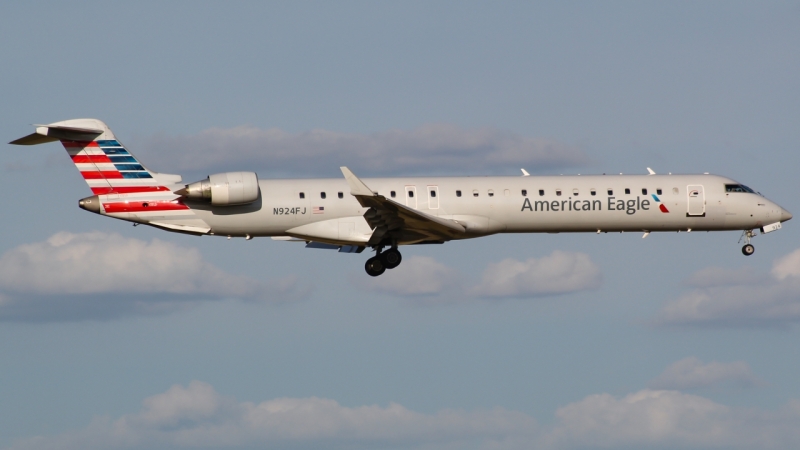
[[2, 2, 800, 449]]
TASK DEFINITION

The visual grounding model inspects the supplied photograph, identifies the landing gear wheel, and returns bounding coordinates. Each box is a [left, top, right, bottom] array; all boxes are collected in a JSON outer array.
[[380, 249, 402, 269], [365, 256, 386, 276], [742, 244, 755, 256]]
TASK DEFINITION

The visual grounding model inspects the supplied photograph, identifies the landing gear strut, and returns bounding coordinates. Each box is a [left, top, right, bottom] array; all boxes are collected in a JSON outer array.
[[364, 247, 403, 276], [740, 230, 755, 256]]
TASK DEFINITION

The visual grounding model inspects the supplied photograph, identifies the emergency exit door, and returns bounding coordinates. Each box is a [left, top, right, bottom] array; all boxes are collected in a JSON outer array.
[[405, 186, 417, 209], [428, 186, 439, 209]]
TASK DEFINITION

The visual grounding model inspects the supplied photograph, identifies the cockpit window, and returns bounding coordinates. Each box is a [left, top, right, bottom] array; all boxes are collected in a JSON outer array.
[[725, 184, 756, 193]]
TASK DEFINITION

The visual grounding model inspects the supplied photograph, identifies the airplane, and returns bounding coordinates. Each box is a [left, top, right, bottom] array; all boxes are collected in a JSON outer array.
[[11, 118, 792, 277]]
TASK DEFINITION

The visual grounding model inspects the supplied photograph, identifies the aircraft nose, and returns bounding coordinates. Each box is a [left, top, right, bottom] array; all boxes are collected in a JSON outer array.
[[781, 208, 793, 222]]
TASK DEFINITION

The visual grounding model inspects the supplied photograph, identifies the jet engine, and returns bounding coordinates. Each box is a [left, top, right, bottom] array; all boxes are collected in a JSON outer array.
[[178, 172, 260, 206]]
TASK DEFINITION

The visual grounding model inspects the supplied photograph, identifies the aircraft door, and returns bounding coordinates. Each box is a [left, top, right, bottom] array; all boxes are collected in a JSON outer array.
[[687, 185, 705, 216], [428, 185, 439, 209], [405, 186, 417, 209]]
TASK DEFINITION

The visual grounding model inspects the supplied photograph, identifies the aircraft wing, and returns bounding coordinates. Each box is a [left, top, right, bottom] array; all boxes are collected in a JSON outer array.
[[340, 167, 465, 245]]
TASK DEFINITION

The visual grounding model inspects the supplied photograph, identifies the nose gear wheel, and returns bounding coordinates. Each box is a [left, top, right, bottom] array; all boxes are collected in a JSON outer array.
[[738, 230, 756, 256]]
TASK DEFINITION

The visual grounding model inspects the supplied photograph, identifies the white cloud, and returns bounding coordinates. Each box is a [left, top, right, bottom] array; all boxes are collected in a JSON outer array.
[[135, 124, 589, 177], [655, 248, 800, 327], [648, 357, 762, 390], [361, 256, 462, 298], [771, 249, 800, 279], [546, 389, 800, 449], [360, 252, 601, 302], [9, 382, 800, 450], [6, 381, 538, 450], [0, 232, 303, 321], [469, 251, 602, 298]]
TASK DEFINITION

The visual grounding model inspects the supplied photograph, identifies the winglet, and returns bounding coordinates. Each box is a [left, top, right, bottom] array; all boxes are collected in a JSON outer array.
[[340, 167, 376, 197], [521, 168, 530, 176], [647, 167, 656, 175]]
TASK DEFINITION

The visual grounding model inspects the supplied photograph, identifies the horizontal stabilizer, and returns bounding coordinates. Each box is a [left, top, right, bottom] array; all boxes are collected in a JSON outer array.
[[10, 124, 103, 145], [9, 133, 58, 146]]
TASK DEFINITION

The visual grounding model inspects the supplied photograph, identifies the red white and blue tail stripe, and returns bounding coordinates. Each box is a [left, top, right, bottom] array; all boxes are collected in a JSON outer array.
[[10, 119, 209, 233], [63, 139, 172, 195]]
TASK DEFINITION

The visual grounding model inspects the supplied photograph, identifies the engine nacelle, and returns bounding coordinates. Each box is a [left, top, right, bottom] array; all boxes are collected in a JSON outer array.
[[181, 172, 260, 206]]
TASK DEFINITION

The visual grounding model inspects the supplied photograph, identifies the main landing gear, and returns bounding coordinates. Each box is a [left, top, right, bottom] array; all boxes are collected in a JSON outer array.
[[365, 247, 403, 277], [740, 229, 755, 256]]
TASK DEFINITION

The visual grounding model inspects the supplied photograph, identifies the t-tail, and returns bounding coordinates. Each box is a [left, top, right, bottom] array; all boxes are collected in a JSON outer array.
[[9, 119, 210, 234], [10, 118, 181, 194]]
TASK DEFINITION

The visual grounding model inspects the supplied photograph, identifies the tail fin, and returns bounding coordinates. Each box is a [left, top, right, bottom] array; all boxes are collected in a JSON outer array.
[[10, 118, 181, 195]]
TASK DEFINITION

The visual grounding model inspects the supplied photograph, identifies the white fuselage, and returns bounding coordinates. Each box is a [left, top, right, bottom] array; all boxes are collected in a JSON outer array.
[[113, 173, 789, 246]]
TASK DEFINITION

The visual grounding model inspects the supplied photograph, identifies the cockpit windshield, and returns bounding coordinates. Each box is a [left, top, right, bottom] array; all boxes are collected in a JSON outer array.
[[725, 184, 756, 193]]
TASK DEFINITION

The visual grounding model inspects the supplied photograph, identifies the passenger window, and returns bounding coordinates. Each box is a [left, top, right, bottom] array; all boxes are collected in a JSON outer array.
[[299, 192, 305, 199], [539, 189, 545, 196], [590, 189, 596, 196], [408, 191, 414, 198], [656, 189, 662, 195], [573, 188, 579, 196], [488, 190, 494, 197], [521, 189, 527, 196], [642, 188, 647, 195], [556, 190, 562, 196], [430, 190, 437, 197], [321, 192, 326, 199], [673, 187, 679, 194], [625, 188, 630, 195], [607, 189, 613, 195], [390, 191, 396, 198], [456, 190, 462, 197], [338, 192, 343, 199], [473, 190, 479, 197]]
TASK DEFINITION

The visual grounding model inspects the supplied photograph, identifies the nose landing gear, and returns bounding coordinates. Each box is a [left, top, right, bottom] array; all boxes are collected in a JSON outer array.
[[740, 230, 756, 256], [364, 247, 403, 276]]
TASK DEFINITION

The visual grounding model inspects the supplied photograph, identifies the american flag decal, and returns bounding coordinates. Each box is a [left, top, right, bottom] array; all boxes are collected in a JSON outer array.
[[313, 206, 325, 214]]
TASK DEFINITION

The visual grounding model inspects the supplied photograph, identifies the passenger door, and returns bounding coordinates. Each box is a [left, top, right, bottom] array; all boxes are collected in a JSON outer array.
[[687, 185, 705, 216]]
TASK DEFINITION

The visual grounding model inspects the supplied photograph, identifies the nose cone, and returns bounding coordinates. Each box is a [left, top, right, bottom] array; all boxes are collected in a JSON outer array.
[[781, 208, 793, 222]]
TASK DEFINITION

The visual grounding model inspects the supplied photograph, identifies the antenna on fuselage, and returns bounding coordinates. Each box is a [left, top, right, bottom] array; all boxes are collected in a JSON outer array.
[[647, 167, 656, 175], [521, 168, 530, 176]]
